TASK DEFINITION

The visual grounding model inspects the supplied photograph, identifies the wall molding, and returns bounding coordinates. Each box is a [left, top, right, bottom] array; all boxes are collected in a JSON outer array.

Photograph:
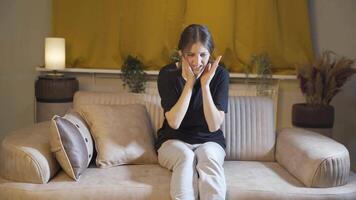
[[36, 67, 297, 80]]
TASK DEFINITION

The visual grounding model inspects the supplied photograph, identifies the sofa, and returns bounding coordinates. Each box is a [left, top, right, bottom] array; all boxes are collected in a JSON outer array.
[[1, 91, 356, 200]]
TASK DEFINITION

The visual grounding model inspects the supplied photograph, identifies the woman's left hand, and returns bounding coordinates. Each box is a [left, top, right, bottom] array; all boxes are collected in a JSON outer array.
[[200, 55, 222, 87]]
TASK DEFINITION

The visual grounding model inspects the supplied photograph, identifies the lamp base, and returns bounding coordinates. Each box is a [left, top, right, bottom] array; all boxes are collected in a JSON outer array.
[[45, 70, 65, 77], [46, 72, 64, 77]]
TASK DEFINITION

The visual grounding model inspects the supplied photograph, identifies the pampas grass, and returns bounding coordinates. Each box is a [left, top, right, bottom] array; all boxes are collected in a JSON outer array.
[[297, 51, 355, 105]]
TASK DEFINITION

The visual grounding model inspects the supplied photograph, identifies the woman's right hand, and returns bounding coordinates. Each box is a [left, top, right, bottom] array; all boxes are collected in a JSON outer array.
[[181, 56, 196, 86]]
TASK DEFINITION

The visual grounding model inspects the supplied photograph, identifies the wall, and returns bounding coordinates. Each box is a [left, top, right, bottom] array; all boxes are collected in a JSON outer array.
[[309, 0, 356, 171], [0, 0, 52, 140]]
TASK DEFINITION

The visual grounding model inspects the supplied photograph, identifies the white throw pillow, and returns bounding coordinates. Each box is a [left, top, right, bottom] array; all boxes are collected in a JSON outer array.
[[78, 104, 158, 168]]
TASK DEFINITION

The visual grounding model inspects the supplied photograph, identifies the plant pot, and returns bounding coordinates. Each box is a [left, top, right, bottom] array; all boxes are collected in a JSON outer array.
[[292, 103, 334, 128]]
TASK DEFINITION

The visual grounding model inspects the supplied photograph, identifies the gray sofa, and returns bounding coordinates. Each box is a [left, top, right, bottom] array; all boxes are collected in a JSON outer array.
[[1, 91, 356, 200]]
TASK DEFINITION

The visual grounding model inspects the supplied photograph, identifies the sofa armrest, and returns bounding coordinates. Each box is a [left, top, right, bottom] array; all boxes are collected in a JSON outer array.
[[276, 128, 350, 188], [0, 121, 60, 184]]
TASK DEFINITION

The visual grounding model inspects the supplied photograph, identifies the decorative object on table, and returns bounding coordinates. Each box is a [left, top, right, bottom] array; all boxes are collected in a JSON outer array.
[[121, 55, 147, 93], [292, 50, 355, 131], [35, 37, 79, 122]]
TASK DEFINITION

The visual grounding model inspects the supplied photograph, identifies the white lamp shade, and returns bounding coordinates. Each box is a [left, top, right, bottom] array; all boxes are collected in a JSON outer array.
[[45, 37, 65, 70]]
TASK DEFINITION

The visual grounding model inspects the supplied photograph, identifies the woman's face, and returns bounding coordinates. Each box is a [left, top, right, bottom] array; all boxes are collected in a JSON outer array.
[[181, 42, 210, 76]]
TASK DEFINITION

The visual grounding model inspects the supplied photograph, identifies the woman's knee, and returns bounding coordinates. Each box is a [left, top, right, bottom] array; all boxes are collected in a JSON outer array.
[[158, 140, 195, 169], [195, 142, 225, 165]]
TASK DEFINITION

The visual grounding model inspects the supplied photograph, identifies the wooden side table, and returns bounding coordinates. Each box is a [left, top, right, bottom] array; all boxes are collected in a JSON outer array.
[[35, 75, 79, 122]]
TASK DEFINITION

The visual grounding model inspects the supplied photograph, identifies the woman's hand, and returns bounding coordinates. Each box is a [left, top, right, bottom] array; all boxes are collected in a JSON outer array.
[[200, 55, 222, 87], [181, 56, 196, 86]]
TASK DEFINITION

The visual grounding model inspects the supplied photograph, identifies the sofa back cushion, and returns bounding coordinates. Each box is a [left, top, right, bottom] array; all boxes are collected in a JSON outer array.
[[73, 91, 275, 161], [222, 96, 275, 161], [73, 91, 164, 138]]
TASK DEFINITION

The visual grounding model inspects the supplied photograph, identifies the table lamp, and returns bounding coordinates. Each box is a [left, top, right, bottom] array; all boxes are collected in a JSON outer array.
[[45, 37, 65, 75], [36, 37, 78, 122]]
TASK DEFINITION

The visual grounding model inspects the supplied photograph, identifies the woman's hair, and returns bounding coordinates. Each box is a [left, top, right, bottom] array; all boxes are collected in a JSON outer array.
[[178, 24, 215, 54]]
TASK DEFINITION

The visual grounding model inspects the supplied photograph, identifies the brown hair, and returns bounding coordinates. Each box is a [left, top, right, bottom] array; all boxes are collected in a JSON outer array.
[[178, 24, 215, 54]]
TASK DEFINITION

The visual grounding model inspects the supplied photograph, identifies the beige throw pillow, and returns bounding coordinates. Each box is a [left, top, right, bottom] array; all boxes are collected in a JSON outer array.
[[78, 104, 157, 168], [50, 111, 94, 181]]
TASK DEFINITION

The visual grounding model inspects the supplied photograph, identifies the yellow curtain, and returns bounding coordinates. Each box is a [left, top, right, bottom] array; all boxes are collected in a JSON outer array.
[[53, 0, 122, 68], [234, 0, 314, 74], [117, 0, 185, 70], [52, 0, 314, 74]]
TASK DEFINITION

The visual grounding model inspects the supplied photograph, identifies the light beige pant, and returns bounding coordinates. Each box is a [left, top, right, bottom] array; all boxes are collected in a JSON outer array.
[[158, 139, 226, 200]]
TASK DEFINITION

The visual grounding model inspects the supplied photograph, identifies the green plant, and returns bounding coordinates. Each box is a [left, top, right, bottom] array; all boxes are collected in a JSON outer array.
[[254, 54, 274, 96], [121, 55, 147, 93], [252, 54, 273, 75], [169, 48, 181, 63], [242, 53, 273, 75], [243, 53, 274, 96], [297, 50, 355, 105]]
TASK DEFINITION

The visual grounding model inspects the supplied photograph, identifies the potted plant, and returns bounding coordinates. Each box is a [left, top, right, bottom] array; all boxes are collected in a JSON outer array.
[[121, 55, 147, 93], [292, 50, 355, 128], [169, 48, 181, 63], [243, 53, 274, 96]]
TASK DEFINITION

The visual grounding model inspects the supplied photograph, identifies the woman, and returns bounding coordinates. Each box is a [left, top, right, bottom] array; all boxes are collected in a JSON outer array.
[[156, 24, 229, 200]]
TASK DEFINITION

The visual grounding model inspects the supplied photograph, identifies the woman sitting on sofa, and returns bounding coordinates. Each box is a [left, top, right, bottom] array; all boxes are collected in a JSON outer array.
[[156, 24, 229, 200]]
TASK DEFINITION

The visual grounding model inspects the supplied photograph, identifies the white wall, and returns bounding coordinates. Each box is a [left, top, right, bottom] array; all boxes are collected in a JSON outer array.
[[309, 0, 356, 171], [0, 0, 51, 140]]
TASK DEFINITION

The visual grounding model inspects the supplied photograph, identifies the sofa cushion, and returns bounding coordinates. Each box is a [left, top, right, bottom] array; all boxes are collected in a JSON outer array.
[[0, 121, 60, 184], [50, 110, 94, 180], [78, 104, 157, 168]]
